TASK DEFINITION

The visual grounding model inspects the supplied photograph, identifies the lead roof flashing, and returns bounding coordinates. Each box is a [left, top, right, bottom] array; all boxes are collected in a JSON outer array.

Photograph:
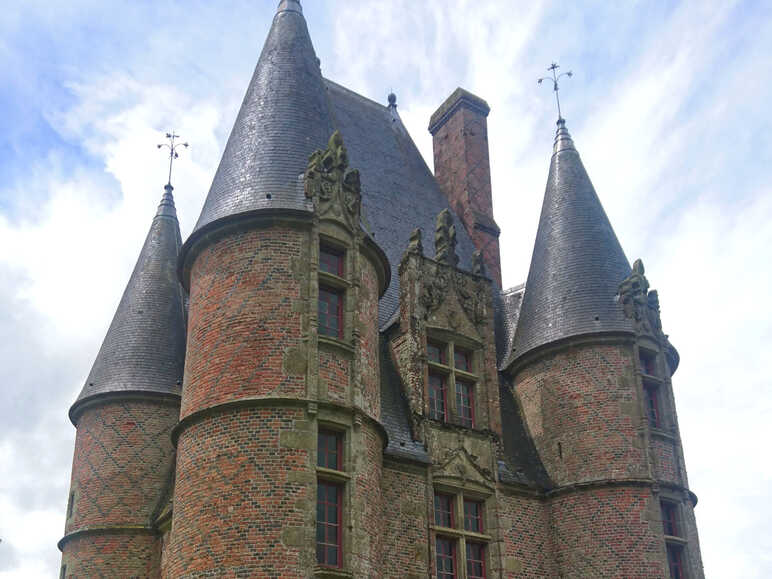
[[429, 87, 490, 135]]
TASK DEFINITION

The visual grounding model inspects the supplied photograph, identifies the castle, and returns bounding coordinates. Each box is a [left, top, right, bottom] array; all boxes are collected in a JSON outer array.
[[59, 2, 704, 577]]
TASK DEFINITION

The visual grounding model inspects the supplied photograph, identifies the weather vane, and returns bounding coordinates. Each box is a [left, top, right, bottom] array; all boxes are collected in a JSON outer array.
[[157, 131, 189, 187], [538, 62, 572, 121]]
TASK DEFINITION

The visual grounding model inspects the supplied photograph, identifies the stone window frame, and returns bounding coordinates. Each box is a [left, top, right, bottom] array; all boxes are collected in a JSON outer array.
[[426, 336, 480, 429], [315, 423, 352, 574], [317, 236, 352, 347], [658, 494, 691, 579], [431, 486, 491, 579], [637, 344, 671, 432]]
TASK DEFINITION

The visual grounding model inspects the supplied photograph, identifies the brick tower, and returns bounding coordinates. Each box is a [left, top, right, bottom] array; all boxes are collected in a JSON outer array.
[[166, 1, 389, 575], [505, 119, 704, 577], [59, 184, 186, 577]]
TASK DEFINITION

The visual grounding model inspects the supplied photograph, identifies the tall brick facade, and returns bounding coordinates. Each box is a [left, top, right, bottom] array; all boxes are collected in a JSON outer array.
[[61, 2, 704, 577]]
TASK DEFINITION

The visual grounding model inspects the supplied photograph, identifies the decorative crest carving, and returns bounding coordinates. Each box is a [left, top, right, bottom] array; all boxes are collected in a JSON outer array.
[[618, 258, 664, 337], [618, 259, 649, 323], [304, 131, 361, 230], [435, 209, 459, 267]]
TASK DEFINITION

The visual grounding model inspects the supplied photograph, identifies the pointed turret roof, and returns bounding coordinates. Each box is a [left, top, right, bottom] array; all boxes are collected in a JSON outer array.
[[71, 184, 187, 423], [510, 119, 633, 365], [190, 0, 333, 236]]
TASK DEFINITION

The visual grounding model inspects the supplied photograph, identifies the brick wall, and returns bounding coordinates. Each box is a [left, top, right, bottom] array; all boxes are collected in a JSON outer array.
[[62, 399, 177, 576], [513, 342, 647, 485], [181, 226, 308, 419], [549, 486, 664, 578], [168, 406, 312, 577], [61, 532, 160, 578], [498, 492, 556, 577], [381, 463, 429, 578]]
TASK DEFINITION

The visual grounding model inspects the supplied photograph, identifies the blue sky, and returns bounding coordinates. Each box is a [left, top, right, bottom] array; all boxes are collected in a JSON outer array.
[[1, 1, 770, 576]]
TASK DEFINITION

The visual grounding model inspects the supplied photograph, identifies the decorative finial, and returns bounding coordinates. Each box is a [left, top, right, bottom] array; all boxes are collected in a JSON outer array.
[[157, 131, 189, 189], [388, 91, 397, 109], [435, 209, 459, 267], [537, 62, 572, 122], [277, 0, 302, 14]]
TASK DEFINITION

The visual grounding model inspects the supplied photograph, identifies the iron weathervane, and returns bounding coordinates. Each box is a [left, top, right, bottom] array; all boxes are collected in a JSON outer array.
[[157, 131, 189, 187], [538, 62, 572, 121]]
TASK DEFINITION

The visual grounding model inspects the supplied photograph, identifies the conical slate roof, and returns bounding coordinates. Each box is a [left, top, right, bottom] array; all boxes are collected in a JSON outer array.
[[190, 0, 333, 235], [510, 119, 633, 364], [71, 185, 187, 422]]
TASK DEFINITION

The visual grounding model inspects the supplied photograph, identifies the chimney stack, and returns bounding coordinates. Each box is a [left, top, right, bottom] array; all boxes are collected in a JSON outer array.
[[429, 88, 501, 285]]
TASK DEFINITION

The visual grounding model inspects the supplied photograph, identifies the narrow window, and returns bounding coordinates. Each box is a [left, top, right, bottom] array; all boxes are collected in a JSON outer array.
[[466, 542, 486, 579], [320, 246, 344, 277], [318, 430, 343, 471], [661, 501, 679, 537], [456, 380, 475, 428], [434, 492, 454, 527], [67, 492, 75, 519], [428, 341, 446, 365], [319, 287, 343, 339], [639, 349, 658, 376], [667, 544, 685, 579], [428, 373, 448, 421], [463, 499, 484, 533], [316, 481, 342, 567], [644, 384, 661, 428], [60, 565, 67, 579], [454, 347, 472, 372], [435, 537, 456, 579]]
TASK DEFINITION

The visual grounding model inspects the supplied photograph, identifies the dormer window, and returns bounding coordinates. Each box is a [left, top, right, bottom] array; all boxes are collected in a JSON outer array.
[[426, 338, 479, 428], [320, 245, 344, 277], [639, 348, 658, 376]]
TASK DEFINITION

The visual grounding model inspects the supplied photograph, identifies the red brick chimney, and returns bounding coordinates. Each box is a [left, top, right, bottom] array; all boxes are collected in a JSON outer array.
[[429, 88, 501, 285]]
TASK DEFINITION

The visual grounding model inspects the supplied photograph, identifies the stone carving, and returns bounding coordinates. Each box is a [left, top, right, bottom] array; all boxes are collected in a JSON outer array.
[[646, 290, 663, 335], [435, 209, 459, 267], [472, 250, 486, 277], [419, 265, 450, 316], [454, 271, 487, 327], [618, 259, 649, 324], [305, 131, 361, 230], [407, 228, 424, 256]]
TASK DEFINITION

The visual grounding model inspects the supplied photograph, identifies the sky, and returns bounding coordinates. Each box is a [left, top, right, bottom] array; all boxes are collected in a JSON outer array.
[[0, 0, 769, 576]]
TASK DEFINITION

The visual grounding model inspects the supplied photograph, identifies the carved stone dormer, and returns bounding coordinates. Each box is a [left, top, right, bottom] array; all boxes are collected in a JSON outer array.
[[390, 224, 501, 437], [435, 209, 459, 267], [305, 130, 361, 231]]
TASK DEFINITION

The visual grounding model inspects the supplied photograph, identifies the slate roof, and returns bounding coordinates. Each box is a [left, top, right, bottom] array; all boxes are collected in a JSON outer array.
[[190, 0, 330, 234], [510, 119, 633, 365], [324, 79, 477, 327], [71, 185, 187, 423]]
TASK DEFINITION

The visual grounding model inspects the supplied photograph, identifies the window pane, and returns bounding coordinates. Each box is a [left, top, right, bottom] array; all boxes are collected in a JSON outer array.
[[428, 342, 446, 364], [428, 374, 447, 421], [645, 385, 660, 428], [661, 501, 679, 537], [316, 482, 341, 567], [434, 493, 454, 527], [464, 499, 483, 533], [320, 247, 344, 276], [436, 537, 456, 579], [454, 348, 472, 372], [466, 542, 486, 579], [667, 544, 684, 579], [318, 430, 342, 470], [456, 381, 474, 428], [319, 287, 343, 338]]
